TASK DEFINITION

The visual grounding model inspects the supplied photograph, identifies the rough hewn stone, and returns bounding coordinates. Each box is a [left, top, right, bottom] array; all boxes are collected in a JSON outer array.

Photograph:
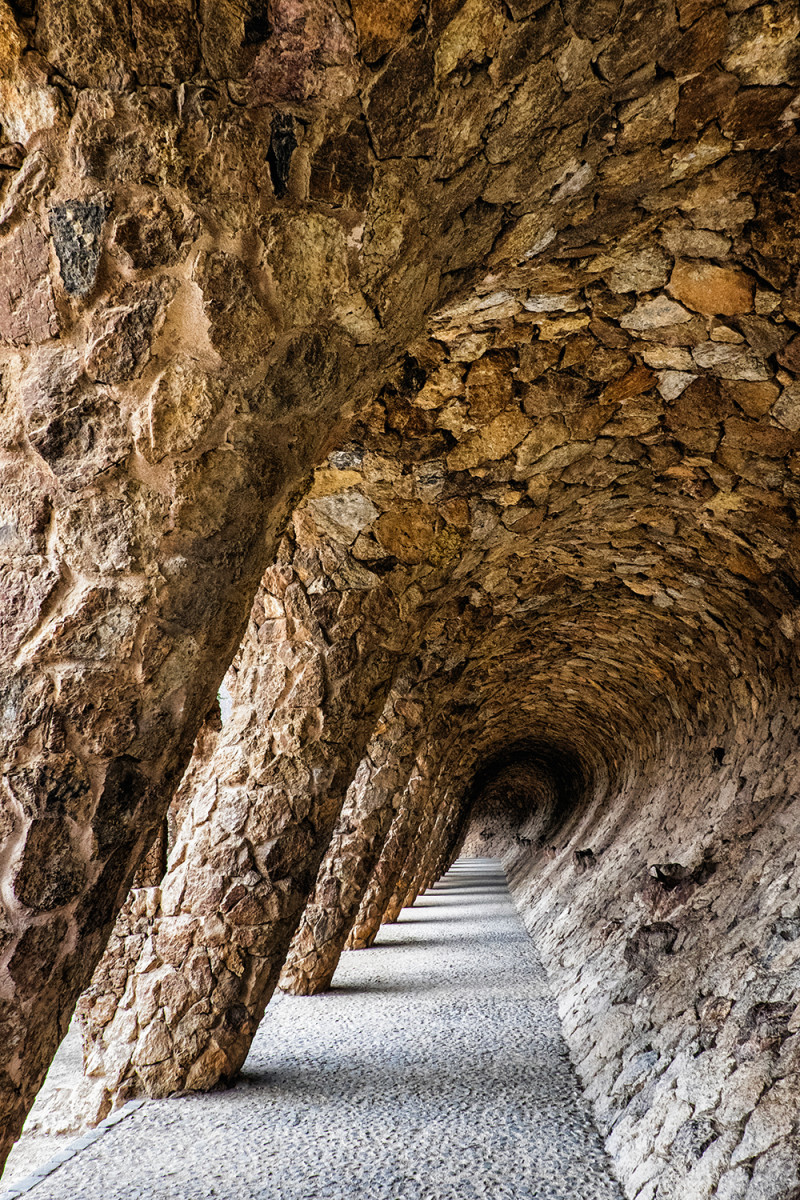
[[2, 3, 800, 1196], [0, 220, 58, 344], [49, 201, 108, 298], [278, 703, 416, 996], [668, 260, 754, 317]]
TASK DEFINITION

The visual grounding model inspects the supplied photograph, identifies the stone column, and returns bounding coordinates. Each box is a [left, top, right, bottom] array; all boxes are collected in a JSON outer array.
[[382, 798, 438, 925], [404, 802, 451, 905], [0, 0, 523, 1156], [0, 20, 392, 1166], [2, 0, 546, 1157], [435, 804, 471, 878], [407, 791, 464, 902], [429, 786, 471, 882], [346, 775, 427, 950], [78, 556, 406, 1106], [279, 699, 419, 995]]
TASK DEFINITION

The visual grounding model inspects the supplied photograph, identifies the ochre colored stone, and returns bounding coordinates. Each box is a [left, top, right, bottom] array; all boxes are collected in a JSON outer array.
[[601, 364, 657, 403], [349, 0, 422, 63], [464, 354, 514, 422], [447, 411, 532, 472], [374, 503, 438, 565], [668, 260, 754, 316]]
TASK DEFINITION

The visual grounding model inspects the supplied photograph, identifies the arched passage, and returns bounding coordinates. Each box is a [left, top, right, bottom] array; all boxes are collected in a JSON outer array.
[[461, 741, 590, 857], [1, 3, 800, 1197]]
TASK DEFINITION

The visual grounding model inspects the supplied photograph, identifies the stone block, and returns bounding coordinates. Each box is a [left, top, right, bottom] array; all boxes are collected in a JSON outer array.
[[0, 221, 58, 344]]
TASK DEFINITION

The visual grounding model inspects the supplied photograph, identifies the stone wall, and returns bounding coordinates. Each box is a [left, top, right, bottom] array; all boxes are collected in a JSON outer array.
[[499, 695, 800, 1200]]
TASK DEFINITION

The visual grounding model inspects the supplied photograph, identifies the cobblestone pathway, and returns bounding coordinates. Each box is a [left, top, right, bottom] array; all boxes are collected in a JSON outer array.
[[3, 859, 623, 1200]]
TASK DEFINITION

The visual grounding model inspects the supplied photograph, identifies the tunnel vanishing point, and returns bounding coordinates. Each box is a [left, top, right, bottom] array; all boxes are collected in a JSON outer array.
[[1, 1, 800, 1196]]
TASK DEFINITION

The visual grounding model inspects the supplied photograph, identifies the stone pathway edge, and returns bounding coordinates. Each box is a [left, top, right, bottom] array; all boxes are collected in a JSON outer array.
[[0, 1100, 149, 1199]]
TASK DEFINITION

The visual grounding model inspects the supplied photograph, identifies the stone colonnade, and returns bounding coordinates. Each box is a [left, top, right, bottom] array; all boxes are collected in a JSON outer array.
[[2, 5, 800, 1200]]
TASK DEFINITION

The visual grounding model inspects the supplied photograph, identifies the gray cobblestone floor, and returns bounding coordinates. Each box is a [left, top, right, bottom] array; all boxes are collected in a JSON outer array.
[[2, 858, 623, 1200]]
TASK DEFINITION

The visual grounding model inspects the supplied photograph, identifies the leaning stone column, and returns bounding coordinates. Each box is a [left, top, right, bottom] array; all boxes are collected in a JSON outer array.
[[277, 761, 398, 995], [415, 784, 470, 896], [404, 804, 450, 904], [279, 699, 419, 995], [79, 556, 405, 1105], [346, 775, 427, 950], [404, 792, 460, 905], [382, 796, 438, 925], [0, 6, 422, 1163], [1, 0, 544, 1155], [432, 800, 471, 880]]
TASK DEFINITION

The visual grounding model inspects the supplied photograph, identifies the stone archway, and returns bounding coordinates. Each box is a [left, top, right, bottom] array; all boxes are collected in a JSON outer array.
[[2, 3, 800, 1195]]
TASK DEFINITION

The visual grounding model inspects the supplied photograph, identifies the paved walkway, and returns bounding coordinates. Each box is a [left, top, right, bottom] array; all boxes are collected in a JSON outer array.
[[3, 858, 622, 1200]]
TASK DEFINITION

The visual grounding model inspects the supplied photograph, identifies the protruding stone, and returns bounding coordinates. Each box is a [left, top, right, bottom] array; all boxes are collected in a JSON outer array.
[[49, 200, 108, 298], [306, 491, 379, 545], [668, 260, 754, 317], [620, 297, 693, 331], [692, 343, 769, 380]]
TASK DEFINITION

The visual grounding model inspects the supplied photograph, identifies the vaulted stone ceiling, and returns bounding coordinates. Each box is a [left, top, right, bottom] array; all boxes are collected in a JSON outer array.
[[1, 2, 800, 1197]]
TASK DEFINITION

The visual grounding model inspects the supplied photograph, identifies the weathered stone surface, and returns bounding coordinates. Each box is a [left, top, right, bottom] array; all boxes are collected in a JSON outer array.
[[113, 197, 197, 269], [349, 0, 421, 64], [0, 221, 58, 344], [85, 280, 177, 383], [668, 260, 754, 317], [347, 792, 427, 951], [77, 491, 440, 1102], [278, 703, 418, 995], [306, 491, 379, 545], [374, 503, 438, 564], [3, 3, 800, 1196], [49, 201, 108, 298], [620, 297, 692, 331]]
